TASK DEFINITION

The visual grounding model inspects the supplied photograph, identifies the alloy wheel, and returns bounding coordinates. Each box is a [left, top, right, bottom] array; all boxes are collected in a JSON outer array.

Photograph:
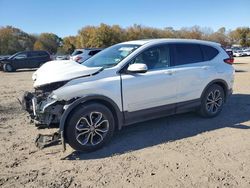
[[75, 111, 109, 146], [206, 89, 223, 114]]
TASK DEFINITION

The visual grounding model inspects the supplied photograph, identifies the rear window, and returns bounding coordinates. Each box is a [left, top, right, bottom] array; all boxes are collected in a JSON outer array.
[[201, 45, 219, 61], [71, 50, 83, 56], [174, 43, 203, 65], [88, 50, 102, 56]]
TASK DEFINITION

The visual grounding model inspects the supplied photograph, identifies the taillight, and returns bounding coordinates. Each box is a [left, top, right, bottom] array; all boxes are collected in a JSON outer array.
[[224, 58, 234, 65], [75, 56, 82, 62]]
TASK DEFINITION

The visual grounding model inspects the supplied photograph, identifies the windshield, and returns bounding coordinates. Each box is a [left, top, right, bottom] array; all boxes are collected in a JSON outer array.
[[82, 44, 140, 68]]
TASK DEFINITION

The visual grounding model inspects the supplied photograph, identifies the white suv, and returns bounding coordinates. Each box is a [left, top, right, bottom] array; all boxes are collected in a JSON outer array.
[[22, 39, 234, 152], [70, 48, 103, 63]]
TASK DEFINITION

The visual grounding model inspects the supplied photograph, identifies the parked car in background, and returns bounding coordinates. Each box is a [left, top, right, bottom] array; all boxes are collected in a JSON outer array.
[[0, 55, 11, 61], [225, 49, 234, 59], [242, 49, 250, 56], [233, 50, 245, 57], [70, 48, 103, 63], [55, 55, 69, 60], [0, 51, 51, 72], [22, 39, 234, 152]]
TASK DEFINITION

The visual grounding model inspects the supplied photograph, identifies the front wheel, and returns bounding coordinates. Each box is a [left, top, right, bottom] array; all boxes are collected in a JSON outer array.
[[65, 103, 115, 152], [199, 84, 225, 118]]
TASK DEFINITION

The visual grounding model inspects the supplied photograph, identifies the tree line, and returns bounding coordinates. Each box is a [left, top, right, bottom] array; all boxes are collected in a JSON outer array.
[[0, 24, 250, 55]]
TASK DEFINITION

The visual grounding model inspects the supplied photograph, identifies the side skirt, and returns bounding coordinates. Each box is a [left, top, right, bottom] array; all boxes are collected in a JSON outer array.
[[123, 99, 201, 126]]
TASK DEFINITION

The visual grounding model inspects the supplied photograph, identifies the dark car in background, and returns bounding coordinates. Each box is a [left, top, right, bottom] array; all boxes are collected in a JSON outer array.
[[0, 55, 11, 61], [0, 50, 51, 72]]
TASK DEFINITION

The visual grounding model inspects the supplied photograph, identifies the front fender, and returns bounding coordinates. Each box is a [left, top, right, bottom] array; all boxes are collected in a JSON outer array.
[[59, 95, 124, 149]]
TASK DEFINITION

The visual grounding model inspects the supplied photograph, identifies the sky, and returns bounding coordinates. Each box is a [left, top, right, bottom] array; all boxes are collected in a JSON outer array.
[[0, 0, 249, 38]]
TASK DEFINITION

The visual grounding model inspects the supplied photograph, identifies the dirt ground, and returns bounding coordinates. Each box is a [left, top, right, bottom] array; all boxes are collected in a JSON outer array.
[[0, 57, 250, 188]]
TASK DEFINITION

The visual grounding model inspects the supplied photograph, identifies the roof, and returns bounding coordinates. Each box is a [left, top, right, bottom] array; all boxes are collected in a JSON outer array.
[[121, 38, 221, 47], [75, 48, 104, 51]]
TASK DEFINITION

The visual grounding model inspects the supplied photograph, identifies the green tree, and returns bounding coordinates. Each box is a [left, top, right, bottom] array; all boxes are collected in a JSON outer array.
[[177, 26, 203, 39], [61, 36, 76, 54], [34, 33, 61, 54], [77, 23, 125, 48], [0, 26, 35, 55], [229, 27, 250, 46], [208, 27, 230, 46], [77, 26, 97, 48]]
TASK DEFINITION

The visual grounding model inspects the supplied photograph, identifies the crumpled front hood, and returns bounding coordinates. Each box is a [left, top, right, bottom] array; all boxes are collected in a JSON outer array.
[[33, 60, 102, 88]]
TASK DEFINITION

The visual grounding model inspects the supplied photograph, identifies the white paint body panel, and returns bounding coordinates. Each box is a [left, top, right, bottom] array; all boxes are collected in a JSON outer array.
[[32, 39, 234, 114], [32, 60, 102, 87], [121, 69, 178, 112]]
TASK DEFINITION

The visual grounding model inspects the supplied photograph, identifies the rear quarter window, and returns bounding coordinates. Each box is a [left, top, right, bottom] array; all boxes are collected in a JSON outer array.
[[88, 50, 101, 56], [200, 45, 219, 61], [38, 51, 49, 56], [29, 51, 49, 57]]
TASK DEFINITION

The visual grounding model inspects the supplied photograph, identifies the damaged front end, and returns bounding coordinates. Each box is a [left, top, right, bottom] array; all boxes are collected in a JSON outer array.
[[20, 60, 104, 150], [21, 85, 65, 128], [21, 86, 67, 149]]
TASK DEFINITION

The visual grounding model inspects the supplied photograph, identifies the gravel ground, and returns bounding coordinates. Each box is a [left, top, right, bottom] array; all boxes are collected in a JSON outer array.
[[0, 57, 250, 188]]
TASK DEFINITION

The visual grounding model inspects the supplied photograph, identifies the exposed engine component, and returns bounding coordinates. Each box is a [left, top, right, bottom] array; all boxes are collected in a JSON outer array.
[[22, 91, 64, 128]]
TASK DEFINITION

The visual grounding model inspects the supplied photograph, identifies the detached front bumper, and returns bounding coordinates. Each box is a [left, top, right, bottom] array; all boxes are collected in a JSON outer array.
[[21, 91, 63, 127]]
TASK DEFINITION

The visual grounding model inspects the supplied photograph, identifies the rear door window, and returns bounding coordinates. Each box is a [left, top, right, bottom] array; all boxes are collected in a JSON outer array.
[[29, 52, 39, 57], [201, 45, 219, 61], [173, 43, 203, 66], [38, 51, 49, 57], [29, 51, 49, 57]]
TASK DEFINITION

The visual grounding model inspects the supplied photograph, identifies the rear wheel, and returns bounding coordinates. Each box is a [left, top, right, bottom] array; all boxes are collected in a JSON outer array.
[[199, 84, 225, 118], [65, 103, 115, 152], [3, 64, 15, 72]]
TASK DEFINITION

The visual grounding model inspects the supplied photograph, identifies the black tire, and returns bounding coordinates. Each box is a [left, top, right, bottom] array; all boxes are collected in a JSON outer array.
[[199, 84, 225, 118], [3, 64, 15, 72], [65, 103, 115, 152]]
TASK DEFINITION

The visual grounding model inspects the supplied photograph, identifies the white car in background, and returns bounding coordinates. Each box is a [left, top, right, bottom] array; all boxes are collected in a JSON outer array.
[[70, 48, 103, 63], [22, 39, 234, 152], [242, 49, 250, 56], [56, 55, 69, 60], [233, 50, 245, 57]]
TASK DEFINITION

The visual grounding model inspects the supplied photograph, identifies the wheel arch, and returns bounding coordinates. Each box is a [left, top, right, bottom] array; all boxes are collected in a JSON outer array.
[[3, 62, 15, 72], [59, 95, 124, 144], [201, 79, 229, 102]]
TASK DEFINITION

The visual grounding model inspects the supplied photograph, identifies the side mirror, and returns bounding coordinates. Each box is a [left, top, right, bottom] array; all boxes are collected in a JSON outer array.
[[127, 63, 148, 73]]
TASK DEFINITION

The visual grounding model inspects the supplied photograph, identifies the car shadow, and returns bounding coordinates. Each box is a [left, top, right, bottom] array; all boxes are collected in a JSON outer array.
[[1, 69, 37, 73], [235, 70, 248, 73], [16, 69, 37, 72], [62, 94, 250, 160]]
